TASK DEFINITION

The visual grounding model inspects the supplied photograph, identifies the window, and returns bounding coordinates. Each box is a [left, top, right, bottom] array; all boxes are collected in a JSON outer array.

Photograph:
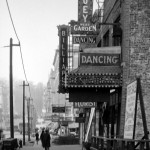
[[103, 30, 109, 46], [112, 16, 122, 46]]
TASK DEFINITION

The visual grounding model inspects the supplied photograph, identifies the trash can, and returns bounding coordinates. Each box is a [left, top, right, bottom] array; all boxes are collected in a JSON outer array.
[[3, 138, 18, 150]]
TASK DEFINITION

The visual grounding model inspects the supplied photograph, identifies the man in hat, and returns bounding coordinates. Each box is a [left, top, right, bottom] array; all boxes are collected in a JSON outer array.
[[43, 128, 51, 150]]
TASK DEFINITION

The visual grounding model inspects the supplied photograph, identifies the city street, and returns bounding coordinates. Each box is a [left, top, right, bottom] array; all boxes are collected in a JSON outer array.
[[22, 140, 82, 150], [2, 130, 83, 150], [3, 130, 34, 141]]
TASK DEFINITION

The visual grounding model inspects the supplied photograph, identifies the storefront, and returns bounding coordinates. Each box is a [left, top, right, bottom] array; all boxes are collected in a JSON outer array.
[[66, 46, 122, 142]]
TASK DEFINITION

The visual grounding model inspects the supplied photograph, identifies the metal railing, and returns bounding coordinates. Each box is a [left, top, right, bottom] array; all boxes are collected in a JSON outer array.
[[91, 136, 150, 150]]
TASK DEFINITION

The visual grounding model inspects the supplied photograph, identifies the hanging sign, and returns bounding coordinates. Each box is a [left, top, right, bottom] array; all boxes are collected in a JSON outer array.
[[71, 23, 99, 35], [58, 25, 69, 93], [78, 0, 93, 24], [52, 107, 65, 113], [73, 102, 96, 108], [80, 53, 120, 66], [124, 80, 137, 139], [70, 0, 98, 35], [72, 36, 96, 44]]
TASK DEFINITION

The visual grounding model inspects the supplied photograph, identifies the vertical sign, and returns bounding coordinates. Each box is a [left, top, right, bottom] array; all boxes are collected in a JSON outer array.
[[78, 0, 93, 24], [124, 80, 137, 139], [58, 25, 68, 93]]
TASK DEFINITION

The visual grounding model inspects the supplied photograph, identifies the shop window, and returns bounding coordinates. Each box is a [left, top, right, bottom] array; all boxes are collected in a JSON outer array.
[[113, 36, 121, 46], [102, 89, 121, 138], [103, 30, 109, 47]]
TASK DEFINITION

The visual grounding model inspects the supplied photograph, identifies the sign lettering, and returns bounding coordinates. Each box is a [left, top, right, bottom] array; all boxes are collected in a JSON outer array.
[[58, 25, 68, 93], [73, 36, 96, 44], [80, 53, 120, 66], [78, 0, 93, 23], [74, 102, 96, 108], [71, 23, 98, 35]]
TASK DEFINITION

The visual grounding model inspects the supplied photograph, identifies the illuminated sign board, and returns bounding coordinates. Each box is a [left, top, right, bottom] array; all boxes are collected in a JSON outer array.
[[58, 25, 68, 93], [80, 53, 120, 66], [71, 23, 99, 35], [72, 36, 96, 44], [78, 0, 93, 23]]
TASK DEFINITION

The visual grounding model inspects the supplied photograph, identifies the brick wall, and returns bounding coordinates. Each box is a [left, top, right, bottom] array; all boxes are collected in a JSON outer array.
[[120, 0, 150, 138]]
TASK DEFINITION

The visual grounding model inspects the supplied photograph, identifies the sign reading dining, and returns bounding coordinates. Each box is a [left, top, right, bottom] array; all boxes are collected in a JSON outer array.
[[58, 25, 68, 93], [80, 53, 120, 66]]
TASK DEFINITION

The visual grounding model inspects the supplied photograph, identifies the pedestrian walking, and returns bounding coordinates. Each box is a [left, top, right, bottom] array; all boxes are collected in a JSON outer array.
[[43, 128, 51, 150], [35, 131, 39, 144], [40, 128, 45, 148]]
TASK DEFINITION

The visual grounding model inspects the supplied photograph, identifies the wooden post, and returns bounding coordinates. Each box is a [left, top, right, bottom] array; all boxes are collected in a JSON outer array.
[[137, 77, 149, 149], [133, 79, 138, 139], [10, 38, 14, 138]]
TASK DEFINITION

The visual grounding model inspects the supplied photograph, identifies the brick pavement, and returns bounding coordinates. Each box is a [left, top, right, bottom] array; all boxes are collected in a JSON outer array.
[[22, 140, 83, 150]]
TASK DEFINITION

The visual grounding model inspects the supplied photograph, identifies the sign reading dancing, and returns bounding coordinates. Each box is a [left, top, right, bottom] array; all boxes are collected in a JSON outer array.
[[80, 53, 120, 66], [73, 36, 96, 44], [58, 25, 68, 93]]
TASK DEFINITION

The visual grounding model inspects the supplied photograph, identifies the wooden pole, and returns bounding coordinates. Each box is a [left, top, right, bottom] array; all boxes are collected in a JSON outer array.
[[137, 77, 149, 149], [133, 80, 138, 139], [10, 38, 14, 138], [23, 81, 25, 145]]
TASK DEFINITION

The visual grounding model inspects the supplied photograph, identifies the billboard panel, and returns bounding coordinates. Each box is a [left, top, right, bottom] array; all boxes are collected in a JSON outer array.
[[124, 80, 137, 139]]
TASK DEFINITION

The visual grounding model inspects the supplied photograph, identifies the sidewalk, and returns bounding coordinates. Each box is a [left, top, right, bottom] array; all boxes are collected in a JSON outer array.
[[22, 140, 83, 150]]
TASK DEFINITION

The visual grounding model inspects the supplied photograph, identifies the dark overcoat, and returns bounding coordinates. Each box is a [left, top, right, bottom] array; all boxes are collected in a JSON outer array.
[[43, 131, 51, 148]]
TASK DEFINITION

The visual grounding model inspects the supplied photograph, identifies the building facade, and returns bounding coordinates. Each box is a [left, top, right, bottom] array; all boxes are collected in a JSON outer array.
[[46, 46, 80, 135], [62, 0, 150, 144]]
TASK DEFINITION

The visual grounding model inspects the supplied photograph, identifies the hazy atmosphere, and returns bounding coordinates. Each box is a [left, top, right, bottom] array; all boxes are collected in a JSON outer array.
[[0, 0, 78, 85]]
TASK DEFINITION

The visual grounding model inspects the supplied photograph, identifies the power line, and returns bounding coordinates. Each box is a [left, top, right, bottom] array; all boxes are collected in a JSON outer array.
[[19, 44, 32, 98], [5, 0, 20, 42], [5, 0, 32, 98]]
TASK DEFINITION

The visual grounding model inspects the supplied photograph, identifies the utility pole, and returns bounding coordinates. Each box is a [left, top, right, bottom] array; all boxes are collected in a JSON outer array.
[[27, 98, 32, 141], [9, 38, 20, 138], [22, 81, 29, 145]]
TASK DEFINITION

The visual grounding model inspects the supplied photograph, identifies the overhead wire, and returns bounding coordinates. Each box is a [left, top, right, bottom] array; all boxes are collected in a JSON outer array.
[[5, 0, 32, 98]]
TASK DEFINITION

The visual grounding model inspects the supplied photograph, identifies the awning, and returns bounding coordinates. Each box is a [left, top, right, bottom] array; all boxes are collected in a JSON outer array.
[[67, 66, 122, 88]]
